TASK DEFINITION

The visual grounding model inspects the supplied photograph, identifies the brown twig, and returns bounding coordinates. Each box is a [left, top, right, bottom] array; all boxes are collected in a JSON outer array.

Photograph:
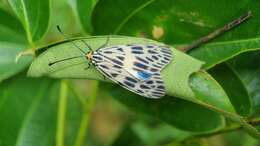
[[179, 11, 252, 52]]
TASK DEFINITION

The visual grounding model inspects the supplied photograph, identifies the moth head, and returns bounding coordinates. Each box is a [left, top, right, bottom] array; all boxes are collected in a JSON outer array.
[[86, 51, 93, 61]]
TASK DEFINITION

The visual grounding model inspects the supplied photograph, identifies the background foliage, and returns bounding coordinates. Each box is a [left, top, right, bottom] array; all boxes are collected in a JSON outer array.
[[0, 0, 260, 146]]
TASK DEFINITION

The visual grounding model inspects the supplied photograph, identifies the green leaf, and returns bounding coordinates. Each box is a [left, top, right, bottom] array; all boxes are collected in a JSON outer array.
[[8, 0, 50, 44], [189, 71, 235, 113], [76, 0, 97, 34], [0, 9, 31, 82], [189, 38, 260, 69], [110, 85, 225, 133], [209, 63, 252, 116], [0, 9, 26, 44], [227, 51, 260, 116], [28, 36, 203, 102], [0, 73, 58, 146], [0, 73, 83, 146], [0, 43, 32, 82], [92, 0, 260, 69]]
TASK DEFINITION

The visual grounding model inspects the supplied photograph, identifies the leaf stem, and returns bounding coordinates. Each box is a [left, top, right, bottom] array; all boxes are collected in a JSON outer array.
[[56, 80, 68, 146], [68, 81, 99, 146], [197, 101, 260, 138], [184, 117, 260, 141], [180, 11, 252, 52]]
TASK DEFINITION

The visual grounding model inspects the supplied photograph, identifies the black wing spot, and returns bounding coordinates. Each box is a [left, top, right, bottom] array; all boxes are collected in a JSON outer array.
[[113, 65, 122, 69], [164, 57, 170, 61], [146, 80, 153, 84], [153, 64, 161, 68], [131, 46, 143, 50], [117, 56, 124, 61], [146, 57, 154, 62], [162, 60, 168, 64], [104, 51, 113, 54], [156, 80, 163, 84], [152, 55, 159, 60], [148, 50, 157, 54], [157, 85, 165, 89], [150, 68, 158, 72], [117, 48, 123, 52], [164, 54, 172, 58], [132, 51, 144, 54], [92, 55, 103, 61], [140, 84, 150, 89], [112, 59, 123, 66], [111, 73, 118, 77], [137, 89, 144, 93], [123, 81, 135, 88], [136, 56, 149, 64], [125, 77, 137, 83], [152, 91, 164, 95], [100, 64, 109, 69], [147, 45, 154, 48], [134, 62, 148, 69]]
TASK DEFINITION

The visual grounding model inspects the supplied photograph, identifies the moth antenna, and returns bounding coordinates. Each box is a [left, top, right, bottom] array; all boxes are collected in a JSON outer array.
[[56, 25, 86, 54], [48, 55, 85, 66], [97, 35, 110, 51], [81, 40, 93, 51]]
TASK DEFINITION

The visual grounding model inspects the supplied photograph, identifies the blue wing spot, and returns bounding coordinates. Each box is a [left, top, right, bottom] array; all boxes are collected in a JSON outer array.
[[137, 71, 151, 80]]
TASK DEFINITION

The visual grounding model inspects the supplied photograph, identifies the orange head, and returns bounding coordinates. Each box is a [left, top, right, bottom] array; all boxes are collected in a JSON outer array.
[[85, 51, 93, 61]]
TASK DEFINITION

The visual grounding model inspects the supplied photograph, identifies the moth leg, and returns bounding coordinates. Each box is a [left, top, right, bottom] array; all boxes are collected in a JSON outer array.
[[84, 62, 91, 70], [102, 75, 106, 80]]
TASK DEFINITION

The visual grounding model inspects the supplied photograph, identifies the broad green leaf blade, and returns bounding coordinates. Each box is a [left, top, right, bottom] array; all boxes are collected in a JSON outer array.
[[0, 43, 32, 82], [189, 71, 235, 113], [0, 9, 26, 44], [0, 73, 83, 146], [28, 36, 203, 102], [0, 73, 57, 146], [92, 0, 154, 35], [0, 9, 31, 82], [189, 39, 260, 69], [92, 0, 260, 69], [76, 0, 97, 33], [8, 0, 50, 43], [110, 85, 225, 133], [227, 51, 260, 116], [209, 63, 252, 116]]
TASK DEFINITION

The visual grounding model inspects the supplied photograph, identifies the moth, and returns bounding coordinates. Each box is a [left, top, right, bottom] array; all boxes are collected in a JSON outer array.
[[49, 27, 172, 98]]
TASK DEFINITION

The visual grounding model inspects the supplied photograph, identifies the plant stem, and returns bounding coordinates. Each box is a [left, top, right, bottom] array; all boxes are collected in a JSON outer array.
[[180, 11, 252, 52], [69, 81, 99, 146], [56, 80, 68, 146], [186, 117, 260, 141]]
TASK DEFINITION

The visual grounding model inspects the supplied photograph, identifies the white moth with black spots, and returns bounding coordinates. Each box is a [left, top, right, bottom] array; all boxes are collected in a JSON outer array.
[[91, 44, 172, 98], [49, 37, 172, 98]]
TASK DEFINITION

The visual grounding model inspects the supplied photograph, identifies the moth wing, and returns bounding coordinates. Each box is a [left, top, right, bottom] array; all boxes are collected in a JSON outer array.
[[98, 44, 172, 81], [92, 52, 166, 98]]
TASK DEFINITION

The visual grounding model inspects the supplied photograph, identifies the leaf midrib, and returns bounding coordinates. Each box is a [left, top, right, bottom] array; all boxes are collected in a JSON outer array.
[[20, 0, 33, 45], [113, 0, 156, 34]]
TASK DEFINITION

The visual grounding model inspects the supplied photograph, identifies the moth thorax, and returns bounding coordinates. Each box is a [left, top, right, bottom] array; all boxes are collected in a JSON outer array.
[[86, 51, 93, 61]]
